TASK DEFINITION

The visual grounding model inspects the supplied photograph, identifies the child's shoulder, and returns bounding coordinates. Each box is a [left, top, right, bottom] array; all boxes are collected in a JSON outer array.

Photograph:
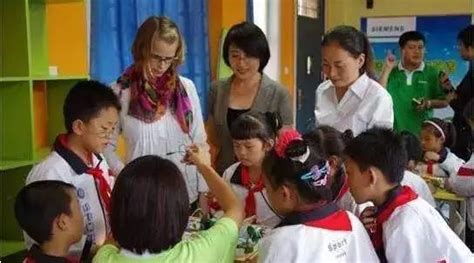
[[27, 151, 72, 183], [222, 162, 242, 182]]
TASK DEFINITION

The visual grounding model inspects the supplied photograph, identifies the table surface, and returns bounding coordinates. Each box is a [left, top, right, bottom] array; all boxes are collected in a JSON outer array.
[[433, 188, 465, 201]]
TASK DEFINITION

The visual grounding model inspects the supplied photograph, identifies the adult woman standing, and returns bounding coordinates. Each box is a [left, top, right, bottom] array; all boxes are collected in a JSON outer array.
[[104, 16, 209, 209], [208, 22, 293, 174], [314, 25, 393, 136]]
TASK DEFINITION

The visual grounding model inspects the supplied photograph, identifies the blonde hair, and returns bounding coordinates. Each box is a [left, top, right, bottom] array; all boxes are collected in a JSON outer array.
[[132, 16, 186, 70]]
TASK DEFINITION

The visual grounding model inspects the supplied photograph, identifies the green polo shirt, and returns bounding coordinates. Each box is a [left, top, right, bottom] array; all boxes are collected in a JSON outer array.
[[387, 63, 445, 135], [93, 217, 238, 263]]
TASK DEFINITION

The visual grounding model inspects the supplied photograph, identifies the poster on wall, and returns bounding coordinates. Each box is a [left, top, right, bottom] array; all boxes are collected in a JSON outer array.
[[361, 15, 472, 118]]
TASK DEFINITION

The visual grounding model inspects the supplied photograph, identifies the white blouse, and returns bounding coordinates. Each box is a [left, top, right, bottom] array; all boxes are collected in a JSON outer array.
[[104, 76, 210, 203], [315, 73, 394, 135]]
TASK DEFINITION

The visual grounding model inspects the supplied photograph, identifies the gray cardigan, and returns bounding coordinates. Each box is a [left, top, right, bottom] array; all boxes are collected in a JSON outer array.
[[208, 74, 293, 174]]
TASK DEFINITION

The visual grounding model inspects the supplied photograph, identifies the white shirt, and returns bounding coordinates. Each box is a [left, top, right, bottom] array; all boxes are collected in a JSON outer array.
[[379, 187, 472, 262], [401, 170, 436, 207], [260, 204, 379, 263], [26, 149, 113, 256], [315, 73, 394, 135], [415, 149, 465, 178], [223, 162, 281, 228], [104, 76, 209, 203], [449, 154, 474, 230]]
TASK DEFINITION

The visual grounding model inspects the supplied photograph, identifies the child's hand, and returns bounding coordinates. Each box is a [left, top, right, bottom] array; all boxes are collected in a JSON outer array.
[[183, 144, 210, 167], [424, 151, 440, 162], [359, 206, 377, 234]]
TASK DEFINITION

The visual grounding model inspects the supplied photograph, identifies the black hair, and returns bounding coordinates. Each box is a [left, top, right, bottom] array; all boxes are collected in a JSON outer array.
[[223, 21, 271, 73], [400, 131, 423, 163], [63, 80, 121, 133], [399, 31, 426, 48], [421, 118, 457, 148], [263, 139, 333, 203], [303, 126, 353, 160], [344, 127, 407, 185], [110, 155, 189, 254], [457, 25, 474, 48], [14, 181, 76, 245], [322, 25, 375, 79], [230, 111, 282, 143], [464, 98, 474, 123]]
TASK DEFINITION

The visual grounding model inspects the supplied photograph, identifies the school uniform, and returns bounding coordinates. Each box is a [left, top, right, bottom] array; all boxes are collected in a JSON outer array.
[[415, 147, 465, 178], [401, 170, 435, 207], [260, 202, 379, 263], [369, 185, 473, 262], [448, 153, 474, 250], [26, 135, 113, 257], [223, 162, 281, 228]]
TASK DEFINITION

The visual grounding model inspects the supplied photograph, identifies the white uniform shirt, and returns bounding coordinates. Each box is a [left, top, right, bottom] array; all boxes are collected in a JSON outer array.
[[104, 76, 209, 203], [373, 186, 472, 262], [260, 203, 379, 263], [223, 162, 281, 228], [415, 149, 465, 178], [401, 170, 436, 207], [449, 154, 474, 230], [26, 137, 114, 257], [314, 73, 394, 135]]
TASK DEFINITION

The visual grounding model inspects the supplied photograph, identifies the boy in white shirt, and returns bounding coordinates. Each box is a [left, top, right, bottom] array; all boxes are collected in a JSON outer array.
[[26, 80, 120, 258], [345, 127, 472, 262]]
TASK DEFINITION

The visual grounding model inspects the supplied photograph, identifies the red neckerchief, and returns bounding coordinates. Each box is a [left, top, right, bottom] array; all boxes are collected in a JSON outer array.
[[86, 166, 111, 213], [58, 135, 111, 213], [426, 160, 434, 175], [371, 186, 418, 262], [241, 167, 265, 218]]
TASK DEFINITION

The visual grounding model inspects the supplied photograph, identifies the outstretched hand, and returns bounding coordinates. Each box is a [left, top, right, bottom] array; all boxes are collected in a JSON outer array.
[[182, 144, 210, 167]]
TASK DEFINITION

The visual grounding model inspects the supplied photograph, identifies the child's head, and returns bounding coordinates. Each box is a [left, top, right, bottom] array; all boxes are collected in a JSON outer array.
[[400, 131, 423, 171], [14, 181, 84, 247], [230, 112, 282, 168], [344, 127, 407, 205], [303, 126, 353, 177], [63, 80, 121, 153], [420, 118, 456, 152], [110, 155, 189, 254], [262, 129, 332, 215]]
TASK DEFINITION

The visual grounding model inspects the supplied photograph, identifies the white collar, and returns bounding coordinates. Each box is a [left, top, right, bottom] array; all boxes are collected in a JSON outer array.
[[398, 61, 425, 73], [322, 73, 369, 100]]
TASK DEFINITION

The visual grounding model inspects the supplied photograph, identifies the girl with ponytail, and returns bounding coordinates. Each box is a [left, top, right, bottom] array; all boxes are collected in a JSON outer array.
[[259, 129, 378, 262]]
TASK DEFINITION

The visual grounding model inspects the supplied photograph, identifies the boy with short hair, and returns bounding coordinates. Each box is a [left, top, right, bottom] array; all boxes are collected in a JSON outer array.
[[344, 127, 472, 262], [15, 180, 84, 262], [26, 80, 121, 256]]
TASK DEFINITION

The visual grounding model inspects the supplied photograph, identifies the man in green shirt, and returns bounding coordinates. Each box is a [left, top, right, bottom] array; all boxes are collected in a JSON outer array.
[[379, 31, 449, 135]]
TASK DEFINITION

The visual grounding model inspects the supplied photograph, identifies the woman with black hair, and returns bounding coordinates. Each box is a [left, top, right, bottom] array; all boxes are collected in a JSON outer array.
[[315, 25, 393, 135], [208, 22, 293, 174]]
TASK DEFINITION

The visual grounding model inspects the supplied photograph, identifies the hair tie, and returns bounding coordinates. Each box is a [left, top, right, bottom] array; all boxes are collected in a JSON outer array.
[[424, 120, 445, 140], [300, 161, 330, 187], [274, 129, 302, 158]]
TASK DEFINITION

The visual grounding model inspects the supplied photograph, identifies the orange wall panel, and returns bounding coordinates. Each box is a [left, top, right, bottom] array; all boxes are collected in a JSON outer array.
[[46, 2, 88, 76]]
